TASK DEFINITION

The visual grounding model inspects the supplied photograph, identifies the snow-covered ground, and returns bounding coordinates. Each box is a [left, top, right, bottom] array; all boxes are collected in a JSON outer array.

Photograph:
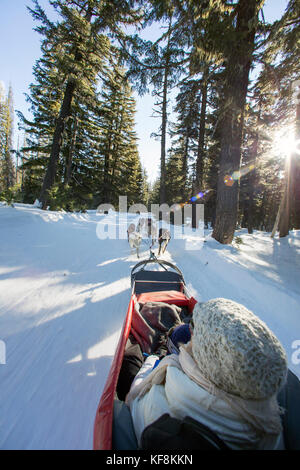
[[0, 203, 299, 449]]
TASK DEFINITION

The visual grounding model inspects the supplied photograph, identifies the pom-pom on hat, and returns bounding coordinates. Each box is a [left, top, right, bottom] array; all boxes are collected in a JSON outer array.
[[191, 299, 287, 400]]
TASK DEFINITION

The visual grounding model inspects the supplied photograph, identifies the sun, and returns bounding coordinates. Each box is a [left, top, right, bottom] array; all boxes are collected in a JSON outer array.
[[273, 126, 300, 159]]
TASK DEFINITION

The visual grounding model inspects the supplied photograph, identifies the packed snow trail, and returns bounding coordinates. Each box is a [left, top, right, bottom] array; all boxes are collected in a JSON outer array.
[[0, 204, 300, 449], [0, 205, 143, 449]]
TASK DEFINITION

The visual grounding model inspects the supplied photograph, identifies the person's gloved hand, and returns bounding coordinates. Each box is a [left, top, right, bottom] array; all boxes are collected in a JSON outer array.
[[153, 344, 168, 360]]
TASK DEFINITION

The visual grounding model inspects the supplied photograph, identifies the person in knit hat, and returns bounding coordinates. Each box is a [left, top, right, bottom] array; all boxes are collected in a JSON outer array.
[[191, 298, 287, 400], [126, 298, 288, 450]]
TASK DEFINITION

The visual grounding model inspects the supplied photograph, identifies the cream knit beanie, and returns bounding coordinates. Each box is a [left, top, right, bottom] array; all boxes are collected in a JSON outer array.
[[191, 298, 288, 400]]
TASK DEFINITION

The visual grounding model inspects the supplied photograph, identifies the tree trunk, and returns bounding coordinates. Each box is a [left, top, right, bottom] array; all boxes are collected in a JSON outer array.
[[247, 133, 259, 234], [212, 0, 260, 244], [245, 103, 261, 234], [182, 134, 189, 197], [64, 116, 78, 186], [279, 156, 291, 237], [39, 80, 76, 208], [195, 67, 209, 193], [278, 90, 300, 234], [290, 100, 300, 228], [159, 62, 169, 205], [159, 19, 173, 206], [259, 191, 267, 230], [111, 100, 125, 185], [103, 131, 113, 203], [39, 7, 93, 209]]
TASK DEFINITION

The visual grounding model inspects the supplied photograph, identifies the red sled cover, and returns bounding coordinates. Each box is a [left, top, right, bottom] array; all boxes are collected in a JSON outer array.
[[93, 290, 197, 450], [137, 290, 197, 312], [93, 295, 135, 450]]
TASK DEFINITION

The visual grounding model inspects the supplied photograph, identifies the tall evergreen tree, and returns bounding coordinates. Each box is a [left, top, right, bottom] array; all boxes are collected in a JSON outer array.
[[169, 78, 200, 201], [27, 0, 141, 209], [95, 65, 143, 207], [247, 0, 300, 237], [117, 7, 187, 204], [265, 0, 300, 234], [0, 83, 15, 194]]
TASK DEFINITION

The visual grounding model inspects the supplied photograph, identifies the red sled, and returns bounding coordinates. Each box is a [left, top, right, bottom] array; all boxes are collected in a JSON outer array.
[[93, 259, 197, 450], [93, 258, 300, 451]]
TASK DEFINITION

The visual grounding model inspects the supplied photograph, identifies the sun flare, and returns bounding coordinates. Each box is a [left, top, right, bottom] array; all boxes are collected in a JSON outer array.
[[273, 126, 300, 158]]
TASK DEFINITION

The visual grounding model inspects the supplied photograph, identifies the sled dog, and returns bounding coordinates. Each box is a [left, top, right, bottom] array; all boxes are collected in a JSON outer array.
[[158, 228, 171, 255], [128, 231, 143, 258], [127, 223, 136, 242]]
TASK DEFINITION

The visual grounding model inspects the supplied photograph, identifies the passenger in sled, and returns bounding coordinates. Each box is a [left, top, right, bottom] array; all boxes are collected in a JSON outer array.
[[114, 298, 300, 450]]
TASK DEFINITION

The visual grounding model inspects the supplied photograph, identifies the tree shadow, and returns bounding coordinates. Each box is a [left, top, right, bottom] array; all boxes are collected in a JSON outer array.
[[238, 232, 300, 297], [0, 207, 142, 449]]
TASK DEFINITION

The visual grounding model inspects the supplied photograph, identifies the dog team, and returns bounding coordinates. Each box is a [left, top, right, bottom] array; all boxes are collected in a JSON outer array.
[[127, 217, 171, 258]]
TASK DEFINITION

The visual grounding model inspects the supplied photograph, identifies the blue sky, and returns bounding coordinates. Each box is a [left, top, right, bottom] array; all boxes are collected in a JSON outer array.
[[0, 0, 289, 183]]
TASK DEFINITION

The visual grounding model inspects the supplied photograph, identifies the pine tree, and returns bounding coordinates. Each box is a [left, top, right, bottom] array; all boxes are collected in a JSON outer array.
[[0, 83, 15, 194], [118, 7, 187, 204], [150, 16, 184, 205], [271, 0, 300, 233], [253, 0, 300, 236], [168, 78, 200, 203], [149, 177, 161, 205], [95, 65, 143, 207], [145, 0, 234, 221], [18, 0, 144, 211], [165, 148, 188, 205], [26, 0, 141, 209]]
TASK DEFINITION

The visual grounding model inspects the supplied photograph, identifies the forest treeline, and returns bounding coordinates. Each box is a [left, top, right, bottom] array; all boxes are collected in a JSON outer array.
[[0, 0, 299, 244]]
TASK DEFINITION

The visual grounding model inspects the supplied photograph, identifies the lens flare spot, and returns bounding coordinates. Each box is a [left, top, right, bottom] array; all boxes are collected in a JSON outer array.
[[232, 171, 241, 180], [224, 175, 234, 187]]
